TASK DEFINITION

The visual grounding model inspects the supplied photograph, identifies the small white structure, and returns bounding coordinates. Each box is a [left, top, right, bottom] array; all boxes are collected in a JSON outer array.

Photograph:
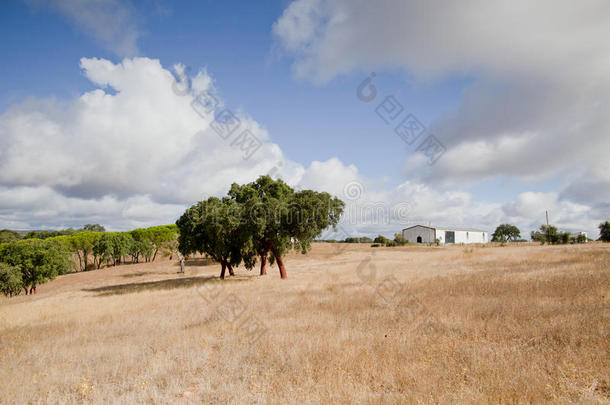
[[402, 225, 488, 244]]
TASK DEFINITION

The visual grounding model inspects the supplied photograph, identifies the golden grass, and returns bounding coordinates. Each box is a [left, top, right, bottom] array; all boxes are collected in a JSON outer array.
[[0, 243, 608, 404]]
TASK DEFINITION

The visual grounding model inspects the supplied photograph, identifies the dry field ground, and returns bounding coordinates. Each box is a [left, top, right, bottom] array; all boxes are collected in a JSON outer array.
[[0, 242, 609, 404]]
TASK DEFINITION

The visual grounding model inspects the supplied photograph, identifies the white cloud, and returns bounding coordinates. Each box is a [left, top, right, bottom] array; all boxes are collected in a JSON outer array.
[[273, 0, 610, 215], [0, 57, 600, 238], [26, 0, 141, 57]]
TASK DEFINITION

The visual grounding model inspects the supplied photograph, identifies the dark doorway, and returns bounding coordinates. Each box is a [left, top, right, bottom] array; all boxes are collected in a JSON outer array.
[[417, 236, 422, 243], [445, 231, 455, 244]]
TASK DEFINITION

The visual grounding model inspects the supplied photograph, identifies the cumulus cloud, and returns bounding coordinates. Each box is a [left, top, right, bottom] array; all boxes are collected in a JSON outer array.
[[0, 56, 600, 237], [26, 0, 141, 57], [273, 0, 610, 222]]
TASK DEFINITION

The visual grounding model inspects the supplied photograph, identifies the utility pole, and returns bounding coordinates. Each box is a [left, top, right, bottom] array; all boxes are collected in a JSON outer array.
[[546, 210, 550, 244]]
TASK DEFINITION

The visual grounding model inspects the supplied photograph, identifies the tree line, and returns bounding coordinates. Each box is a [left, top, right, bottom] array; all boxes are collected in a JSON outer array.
[[0, 225, 178, 297], [176, 176, 345, 279]]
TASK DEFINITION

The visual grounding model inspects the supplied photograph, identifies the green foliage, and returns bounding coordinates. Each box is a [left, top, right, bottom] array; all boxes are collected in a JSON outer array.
[[82, 224, 106, 232], [24, 228, 76, 240], [0, 263, 23, 297], [599, 221, 610, 242], [0, 239, 72, 294], [393, 233, 408, 246], [0, 229, 21, 244], [371, 243, 380, 247], [228, 175, 344, 276], [531, 225, 571, 244], [178, 175, 344, 278], [176, 197, 254, 276], [146, 225, 179, 261], [373, 235, 389, 244], [92, 233, 114, 268], [491, 224, 521, 242], [343, 237, 373, 243], [575, 233, 587, 243]]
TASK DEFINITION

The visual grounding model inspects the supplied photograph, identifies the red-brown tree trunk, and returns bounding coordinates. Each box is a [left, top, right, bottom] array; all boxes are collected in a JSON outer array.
[[271, 247, 287, 279], [260, 252, 267, 275], [227, 262, 235, 276], [220, 261, 227, 279]]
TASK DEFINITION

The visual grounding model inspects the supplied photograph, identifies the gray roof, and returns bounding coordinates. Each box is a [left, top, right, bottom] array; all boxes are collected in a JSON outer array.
[[402, 225, 486, 232]]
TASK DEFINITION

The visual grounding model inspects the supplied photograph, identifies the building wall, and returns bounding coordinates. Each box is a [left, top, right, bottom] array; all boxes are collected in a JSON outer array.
[[402, 226, 436, 243], [436, 229, 487, 244]]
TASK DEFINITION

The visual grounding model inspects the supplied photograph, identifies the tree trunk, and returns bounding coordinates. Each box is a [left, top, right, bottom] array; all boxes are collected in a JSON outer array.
[[271, 247, 287, 279], [227, 263, 235, 276], [260, 252, 267, 275], [220, 261, 227, 279], [152, 248, 158, 262]]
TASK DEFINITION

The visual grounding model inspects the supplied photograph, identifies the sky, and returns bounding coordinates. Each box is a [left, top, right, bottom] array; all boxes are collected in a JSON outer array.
[[0, 0, 608, 240]]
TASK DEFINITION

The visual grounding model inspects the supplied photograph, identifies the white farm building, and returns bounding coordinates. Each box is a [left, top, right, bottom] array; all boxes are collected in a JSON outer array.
[[402, 225, 488, 244]]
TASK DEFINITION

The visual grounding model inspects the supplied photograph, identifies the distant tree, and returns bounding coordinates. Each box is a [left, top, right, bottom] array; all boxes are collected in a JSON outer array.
[[128, 229, 153, 263], [50, 232, 101, 271], [374, 235, 389, 244], [344, 237, 373, 243], [393, 233, 408, 246], [146, 225, 178, 261], [0, 263, 23, 297], [24, 229, 76, 240], [599, 221, 610, 242], [82, 224, 106, 232], [531, 225, 571, 244], [492, 224, 521, 242], [0, 229, 21, 244], [0, 239, 71, 295], [73, 232, 101, 270], [575, 233, 588, 243], [107, 233, 132, 266], [93, 234, 114, 269]]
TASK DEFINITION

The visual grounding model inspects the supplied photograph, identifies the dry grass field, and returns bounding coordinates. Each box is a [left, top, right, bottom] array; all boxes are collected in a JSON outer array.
[[0, 242, 609, 404]]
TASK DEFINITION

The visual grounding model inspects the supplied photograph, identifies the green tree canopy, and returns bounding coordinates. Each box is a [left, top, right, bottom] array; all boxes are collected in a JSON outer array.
[[176, 197, 254, 279], [0, 263, 23, 297], [82, 224, 106, 232], [531, 225, 571, 245], [0, 239, 72, 294], [177, 175, 344, 279], [492, 224, 521, 242], [374, 235, 390, 244], [228, 176, 344, 278], [0, 229, 21, 244]]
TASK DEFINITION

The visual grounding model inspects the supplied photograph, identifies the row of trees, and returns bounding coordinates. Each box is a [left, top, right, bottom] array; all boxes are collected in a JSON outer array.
[[492, 223, 610, 244], [50, 225, 178, 271], [0, 225, 178, 296], [176, 176, 344, 279]]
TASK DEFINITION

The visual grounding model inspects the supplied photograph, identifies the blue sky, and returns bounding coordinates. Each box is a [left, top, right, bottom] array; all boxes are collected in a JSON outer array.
[[0, 0, 607, 237], [2, 0, 466, 184]]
